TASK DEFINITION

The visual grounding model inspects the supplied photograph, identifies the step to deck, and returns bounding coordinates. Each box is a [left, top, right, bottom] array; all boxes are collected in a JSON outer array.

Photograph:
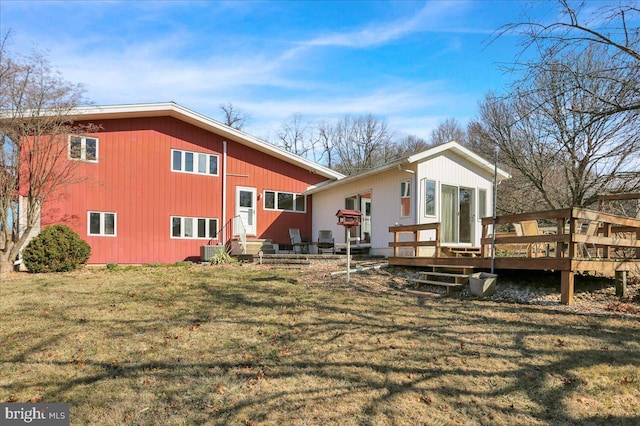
[[404, 289, 446, 298], [408, 278, 466, 287], [419, 271, 470, 279]]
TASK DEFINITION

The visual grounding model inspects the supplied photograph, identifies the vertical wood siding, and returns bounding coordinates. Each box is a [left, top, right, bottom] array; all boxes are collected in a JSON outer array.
[[42, 116, 325, 264]]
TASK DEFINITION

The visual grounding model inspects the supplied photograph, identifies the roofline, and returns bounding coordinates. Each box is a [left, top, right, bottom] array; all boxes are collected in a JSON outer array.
[[306, 141, 510, 195], [68, 102, 345, 181]]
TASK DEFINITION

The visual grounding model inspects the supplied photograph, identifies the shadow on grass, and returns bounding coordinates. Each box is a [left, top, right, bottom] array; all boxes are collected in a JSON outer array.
[[1, 266, 639, 424]]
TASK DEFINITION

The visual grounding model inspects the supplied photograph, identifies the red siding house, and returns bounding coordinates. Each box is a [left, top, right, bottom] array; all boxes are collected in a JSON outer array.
[[40, 102, 343, 264]]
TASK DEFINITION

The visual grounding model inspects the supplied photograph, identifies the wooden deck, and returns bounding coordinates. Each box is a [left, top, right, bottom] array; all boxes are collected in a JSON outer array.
[[389, 208, 640, 304]]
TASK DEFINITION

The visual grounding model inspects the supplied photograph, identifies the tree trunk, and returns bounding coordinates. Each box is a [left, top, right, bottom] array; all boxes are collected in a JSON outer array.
[[0, 256, 15, 278]]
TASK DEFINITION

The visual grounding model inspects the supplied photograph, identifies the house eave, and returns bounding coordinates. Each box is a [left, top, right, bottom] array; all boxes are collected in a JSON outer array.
[[68, 102, 345, 181]]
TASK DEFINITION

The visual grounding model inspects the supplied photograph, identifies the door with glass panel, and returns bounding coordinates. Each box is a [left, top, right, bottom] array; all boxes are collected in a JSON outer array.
[[236, 187, 256, 236], [441, 185, 474, 244]]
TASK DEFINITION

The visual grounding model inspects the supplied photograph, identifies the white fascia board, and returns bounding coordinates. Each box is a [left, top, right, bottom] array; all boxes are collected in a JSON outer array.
[[69, 102, 345, 181], [305, 157, 410, 194], [407, 141, 511, 181]]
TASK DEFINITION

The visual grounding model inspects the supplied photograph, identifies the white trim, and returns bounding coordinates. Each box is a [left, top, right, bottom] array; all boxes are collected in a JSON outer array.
[[67, 102, 344, 180], [170, 216, 219, 240], [69, 135, 99, 163], [236, 186, 257, 236], [87, 211, 116, 237], [306, 141, 510, 195], [263, 190, 307, 213], [171, 148, 219, 176]]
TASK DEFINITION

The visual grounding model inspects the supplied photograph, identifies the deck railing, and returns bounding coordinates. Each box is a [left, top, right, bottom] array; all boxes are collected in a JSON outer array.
[[387, 208, 640, 261], [480, 208, 640, 261], [388, 223, 440, 257]]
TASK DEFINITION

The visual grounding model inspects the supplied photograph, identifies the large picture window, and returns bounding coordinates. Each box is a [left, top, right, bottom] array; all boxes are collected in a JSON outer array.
[[264, 190, 305, 212], [88, 211, 116, 236], [171, 149, 218, 176], [69, 136, 98, 162], [171, 216, 218, 239]]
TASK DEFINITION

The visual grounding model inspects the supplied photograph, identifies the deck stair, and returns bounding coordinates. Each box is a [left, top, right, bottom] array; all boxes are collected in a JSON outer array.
[[229, 238, 276, 256], [407, 264, 474, 295], [441, 247, 482, 257]]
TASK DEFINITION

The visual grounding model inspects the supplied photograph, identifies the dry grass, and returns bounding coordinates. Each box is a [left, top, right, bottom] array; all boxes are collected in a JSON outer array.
[[1, 263, 639, 425]]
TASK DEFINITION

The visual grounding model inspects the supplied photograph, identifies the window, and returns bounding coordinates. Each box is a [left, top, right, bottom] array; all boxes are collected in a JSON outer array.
[[88, 211, 116, 236], [401, 180, 411, 217], [69, 136, 98, 162], [478, 189, 487, 219], [423, 179, 436, 217], [171, 216, 218, 239], [263, 190, 306, 212], [171, 149, 218, 176]]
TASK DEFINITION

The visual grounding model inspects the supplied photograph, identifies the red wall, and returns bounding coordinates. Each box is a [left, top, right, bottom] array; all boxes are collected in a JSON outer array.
[[42, 116, 327, 264]]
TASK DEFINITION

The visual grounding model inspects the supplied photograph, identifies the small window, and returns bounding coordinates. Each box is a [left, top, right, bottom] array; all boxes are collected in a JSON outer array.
[[263, 190, 305, 213], [171, 216, 218, 239], [478, 189, 487, 219], [264, 191, 275, 209], [424, 179, 436, 217], [401, 180, 411, 217], [87, 211, 116, 236], [171, 149, 218, 176], [278, 193, 294, 210], [69, 136, 99, 162]]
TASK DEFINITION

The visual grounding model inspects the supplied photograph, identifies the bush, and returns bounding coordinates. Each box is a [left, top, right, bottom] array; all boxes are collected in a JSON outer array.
[[210, 247, 237, 265], [22, 225, 91, 273]]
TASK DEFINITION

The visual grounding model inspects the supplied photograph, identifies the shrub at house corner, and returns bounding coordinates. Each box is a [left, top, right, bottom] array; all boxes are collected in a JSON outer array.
[[22, 225, 91, 273]]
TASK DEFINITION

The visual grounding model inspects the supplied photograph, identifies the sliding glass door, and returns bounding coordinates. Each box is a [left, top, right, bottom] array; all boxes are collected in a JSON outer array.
[[441, 185, 474, 244]]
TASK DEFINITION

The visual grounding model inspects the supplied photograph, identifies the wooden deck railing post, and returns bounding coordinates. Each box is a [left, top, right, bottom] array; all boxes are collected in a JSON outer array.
[[556, 218, 565, 258], [602, 223, 611, 259], [393, 229, 399, 257], [435, 223, 441, 258], [561, 270, 575, 305]]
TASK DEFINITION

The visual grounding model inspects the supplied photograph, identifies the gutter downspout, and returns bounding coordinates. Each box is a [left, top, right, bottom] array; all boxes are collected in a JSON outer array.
[[222, 141, 227, 244]]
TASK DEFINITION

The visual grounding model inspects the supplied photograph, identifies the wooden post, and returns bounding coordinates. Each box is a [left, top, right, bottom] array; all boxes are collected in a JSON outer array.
[[615, 270, 627, 298], [393, 229, 399, 257], [561, 270, 575, 305], [556, 218, 565, 258], [602, 223, 611, 259]]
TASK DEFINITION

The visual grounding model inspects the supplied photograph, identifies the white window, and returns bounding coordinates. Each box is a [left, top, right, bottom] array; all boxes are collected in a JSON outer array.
[[478, 189, 487, 220], [264, 190, 305, 212], [69, 136, 98, 162], [423, 179, 436, 217], [400, 180, 411, 217], [88, 211, 116, 236], [171, 216, 218, 239], [171, 149, 219, 176]]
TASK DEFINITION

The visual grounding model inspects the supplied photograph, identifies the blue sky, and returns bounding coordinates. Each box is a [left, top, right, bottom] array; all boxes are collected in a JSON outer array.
[[0, 1, 588, 142]]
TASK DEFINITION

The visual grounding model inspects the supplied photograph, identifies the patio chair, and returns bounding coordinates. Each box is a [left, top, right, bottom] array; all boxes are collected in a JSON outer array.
[[578, 221, 601, 259], [317, 230, 335, 254], [514, 220, 544, 257], [289, 228, 309, 254]]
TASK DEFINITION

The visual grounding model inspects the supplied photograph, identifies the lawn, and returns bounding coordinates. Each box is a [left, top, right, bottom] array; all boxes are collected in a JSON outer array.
[[1, 263, 639, 425]]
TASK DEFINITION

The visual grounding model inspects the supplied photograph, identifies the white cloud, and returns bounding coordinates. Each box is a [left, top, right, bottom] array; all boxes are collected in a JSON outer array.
[[299, 1, 476, 49]]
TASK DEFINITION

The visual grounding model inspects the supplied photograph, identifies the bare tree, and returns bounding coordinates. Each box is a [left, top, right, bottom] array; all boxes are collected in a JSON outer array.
[[0, 37, 94, 274], [395, 134, 430, 158], [429, 117, 467, 146], [475, 45, 640, 210], [219, 102, 250, 130], [501, 0, 640, 119], [331, 114, 394, 176], [277, 113, 314, 158]]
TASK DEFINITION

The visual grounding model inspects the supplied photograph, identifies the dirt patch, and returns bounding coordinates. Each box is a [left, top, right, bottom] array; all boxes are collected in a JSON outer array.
[[256, 259, 640, 318]]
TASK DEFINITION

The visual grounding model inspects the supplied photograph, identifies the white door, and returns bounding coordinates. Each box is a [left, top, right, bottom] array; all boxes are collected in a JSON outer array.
[[236, 187, 257, 236]]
